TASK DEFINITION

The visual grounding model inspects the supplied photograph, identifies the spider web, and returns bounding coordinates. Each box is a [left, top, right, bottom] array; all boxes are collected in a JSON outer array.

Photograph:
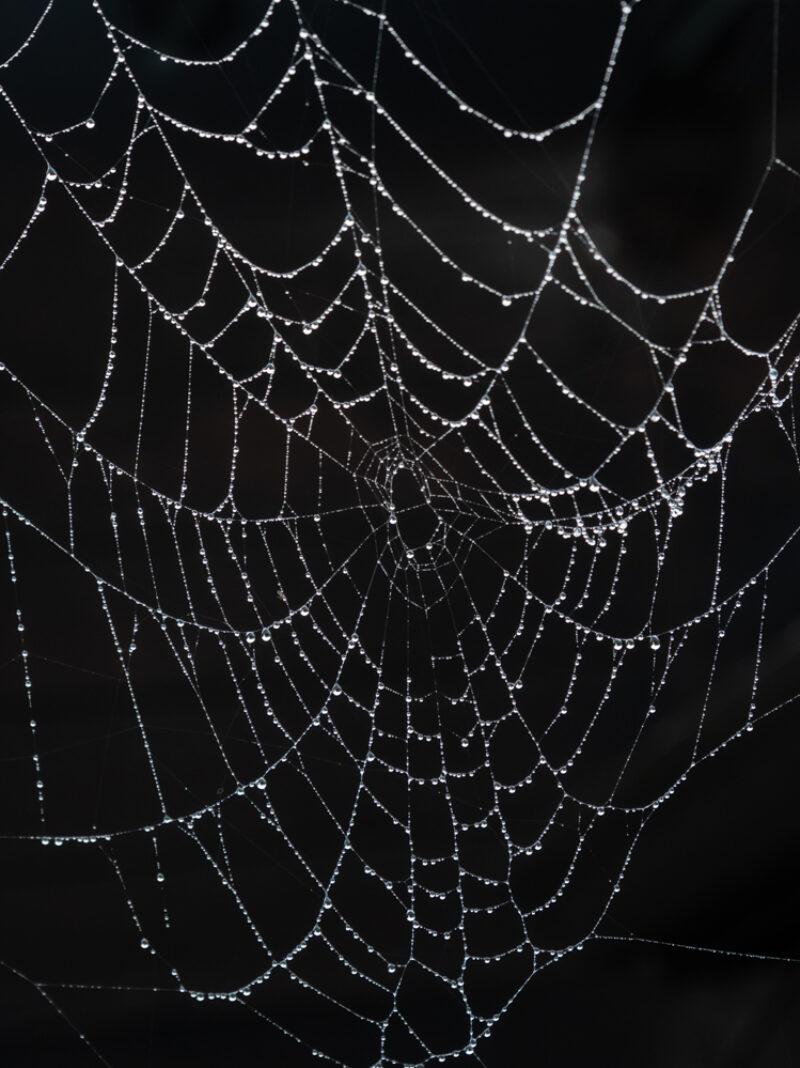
[[2, 0, 800, 1063]]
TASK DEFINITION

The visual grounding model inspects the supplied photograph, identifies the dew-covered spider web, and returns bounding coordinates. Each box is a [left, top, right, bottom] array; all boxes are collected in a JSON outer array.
[[3, 0, 800, 1064]]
